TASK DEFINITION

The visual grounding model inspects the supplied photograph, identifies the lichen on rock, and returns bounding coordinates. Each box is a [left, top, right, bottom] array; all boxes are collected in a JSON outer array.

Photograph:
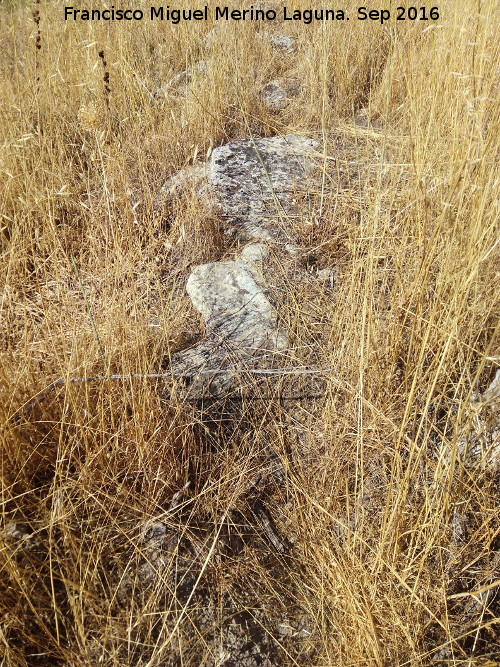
[[208, 134, 319, 242], [261, 79, 301, 111]]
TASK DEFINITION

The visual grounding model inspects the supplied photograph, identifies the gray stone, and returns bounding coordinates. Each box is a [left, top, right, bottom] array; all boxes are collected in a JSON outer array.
[[316, 267, 337, 288], [186, 258, 274, 340], [240, 242, 270, 264], [172, 249, 287, 395], [203, 25, 227, 49], [156, 59, 211, 98], [164, 135, 320, 396], [209, 134, 319, 242], [261, 79, 301, 111], [482, 368, 500, 403], [157, 134, 319, 241]]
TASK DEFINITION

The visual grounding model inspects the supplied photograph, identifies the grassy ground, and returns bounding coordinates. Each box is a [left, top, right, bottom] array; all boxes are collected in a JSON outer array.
[[1, 1, 498, 665]]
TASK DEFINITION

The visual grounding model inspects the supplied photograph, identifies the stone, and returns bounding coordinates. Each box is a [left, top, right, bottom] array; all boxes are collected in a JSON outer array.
[[172, 247, 287, 395], [185, 258, 274, 340], [154, 163, 208, 207], [259, 32, 298, 53], [208, 134, 319, 242], [261, 79, 301, 111], [240, 242, 270, 264], [203, 24, 227, 49], [316, 267, 337, 288], [471, 369, 500, 470], [482, 368, 500, 403], [164, 134, 320, 396], [157, 134, 319, 241]]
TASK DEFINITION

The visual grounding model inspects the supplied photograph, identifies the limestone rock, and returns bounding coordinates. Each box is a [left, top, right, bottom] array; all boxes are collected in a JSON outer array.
[[156, 134, 319, 240], [172, 244, 287, 395], [186, 255, 280, 349], [482, 368, 500, 403], [440, 369, 500, 473], [203, 24, 228, 49], [316, 267, 337, 288], [164, 135, 320, 396], [208, 134, 319, 242], [259, 32, 298, 53], [261, 79, 301, 111]]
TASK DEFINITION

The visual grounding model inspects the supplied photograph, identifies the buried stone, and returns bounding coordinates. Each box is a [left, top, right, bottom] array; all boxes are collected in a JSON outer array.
[[156, 59, 211, 98], [156, 134, 319, 243], [258, 32, 298, 53], [261, 79, 301, 111]]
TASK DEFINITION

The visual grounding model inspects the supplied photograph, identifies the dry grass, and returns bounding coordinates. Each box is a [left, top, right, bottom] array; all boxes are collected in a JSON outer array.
[[1, 1, 499, 665]]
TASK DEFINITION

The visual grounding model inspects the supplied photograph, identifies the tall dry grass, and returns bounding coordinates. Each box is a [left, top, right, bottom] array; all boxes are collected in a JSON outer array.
[[1, 0, 498, 665]]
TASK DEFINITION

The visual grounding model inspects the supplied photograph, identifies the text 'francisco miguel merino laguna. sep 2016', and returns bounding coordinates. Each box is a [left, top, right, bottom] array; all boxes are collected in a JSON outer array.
[[63, 6, 441, 25]]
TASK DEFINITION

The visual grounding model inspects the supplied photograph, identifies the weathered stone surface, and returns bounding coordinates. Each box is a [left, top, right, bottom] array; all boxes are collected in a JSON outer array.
[[259, 32, 298, 53], [483, 369, 500, 403], [261, 79, 301, 111], [157, 135, 319, 242], [209, 134, 319, 242], [203, 24, 228, 49], [172, 243, 287, 395]]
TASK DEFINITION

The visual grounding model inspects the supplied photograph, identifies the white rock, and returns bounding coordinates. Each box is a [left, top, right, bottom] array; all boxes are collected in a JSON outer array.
[[482, 369, 500, 403], [453, 368, 500, 471], [240, 242, 269, 264], [173, 256, 287, 395], [186, 259, 277, 345], [316, 268, 337, 287]]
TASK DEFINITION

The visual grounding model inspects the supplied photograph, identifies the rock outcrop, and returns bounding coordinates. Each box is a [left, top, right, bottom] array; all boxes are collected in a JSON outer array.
[[172, 243, 287, 395], [163, 134, 320, 395], [157, 134, 319, 242]]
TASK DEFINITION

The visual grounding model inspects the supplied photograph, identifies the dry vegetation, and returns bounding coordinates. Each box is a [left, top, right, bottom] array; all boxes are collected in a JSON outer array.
[[1, 0, 499, 665]]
